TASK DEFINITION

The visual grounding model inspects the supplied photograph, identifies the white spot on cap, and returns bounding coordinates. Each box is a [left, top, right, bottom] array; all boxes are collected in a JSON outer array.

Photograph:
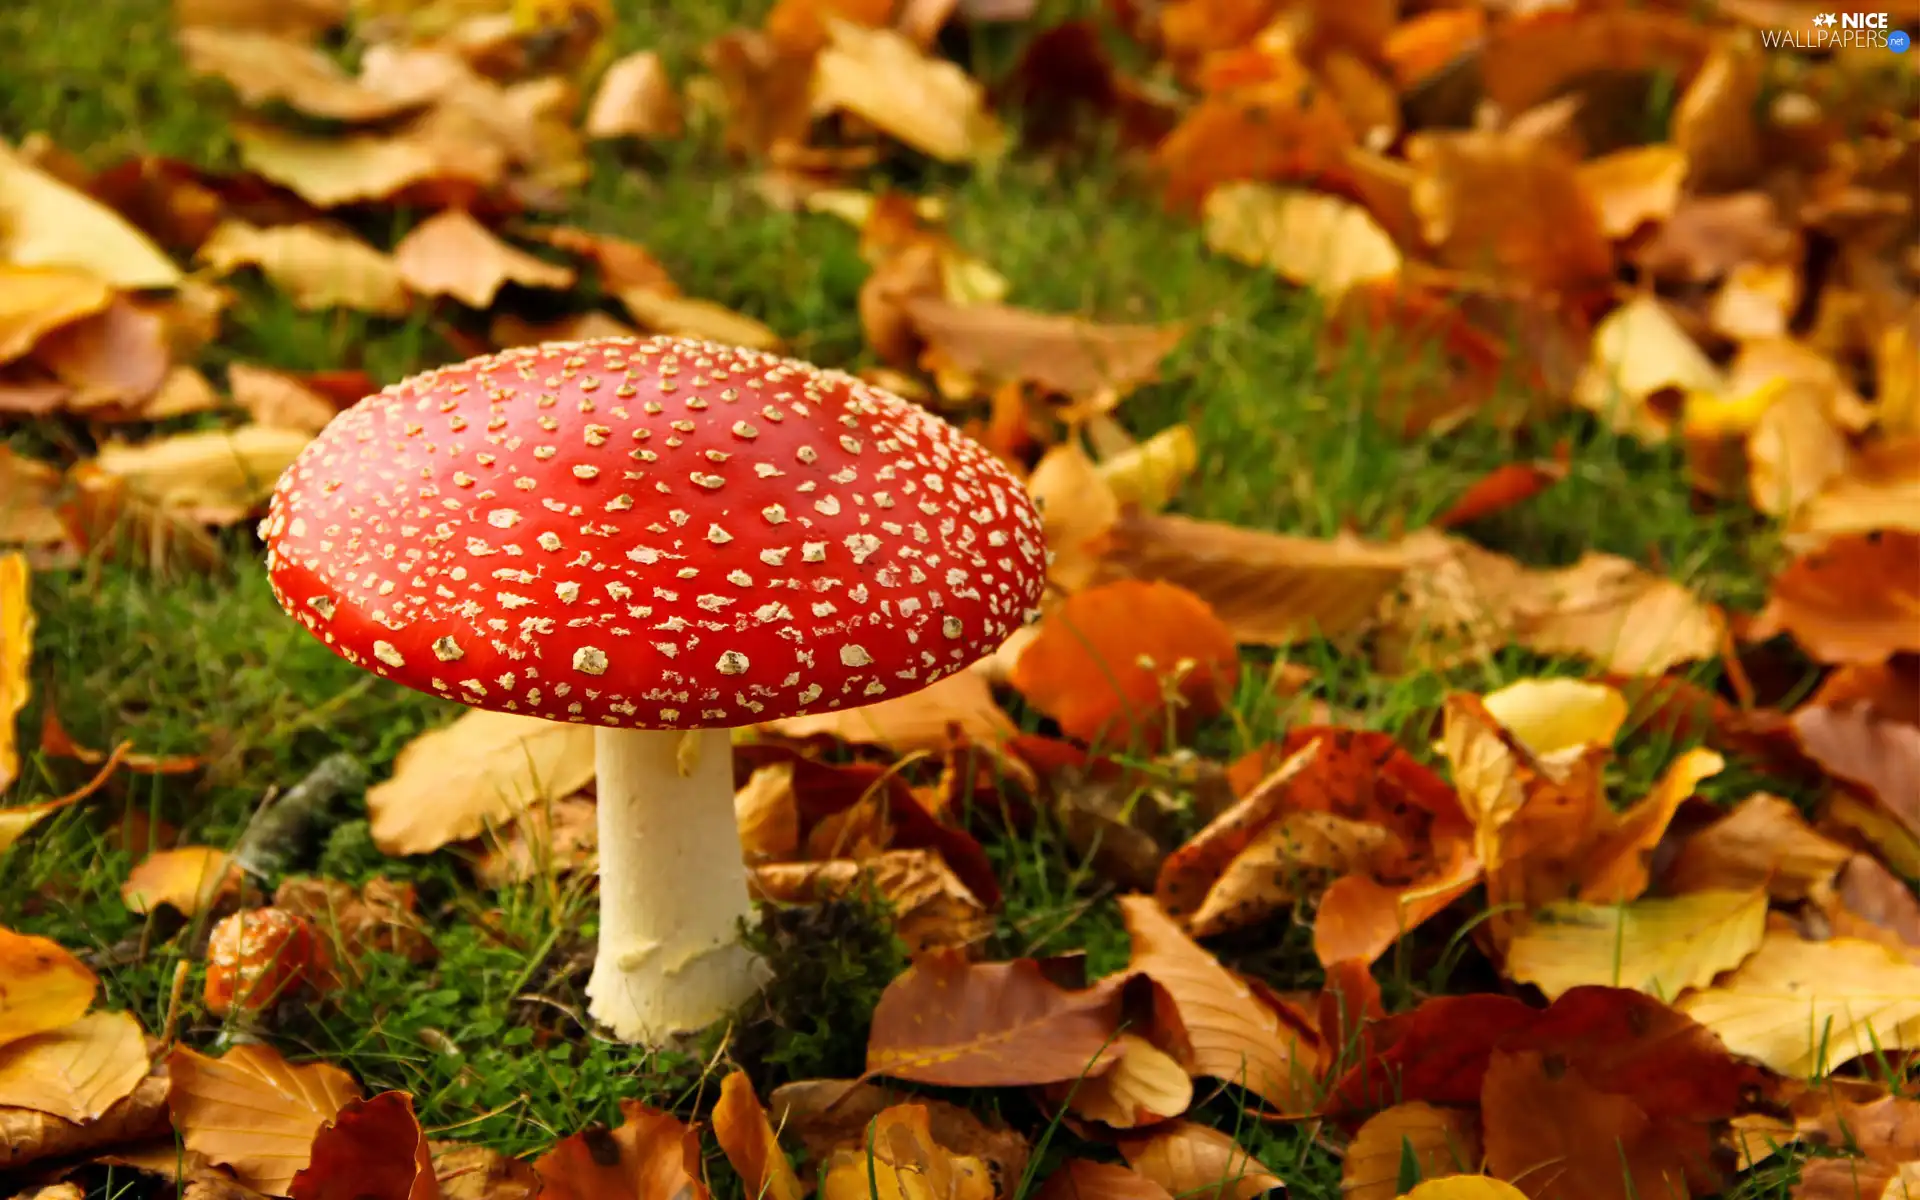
[[488, 509, 519, 528], [707, 524, 733, 544], [942, 616, 963, 639], [374, 641, 405, 668], [433, 636, 464, 661], [717, 650, 749, 675], [573, 646, 609, 675], [840, 644, 873, 667]]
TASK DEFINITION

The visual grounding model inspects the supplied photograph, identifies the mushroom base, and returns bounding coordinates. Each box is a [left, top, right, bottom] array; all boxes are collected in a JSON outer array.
[[585, 725, 769, 1045]]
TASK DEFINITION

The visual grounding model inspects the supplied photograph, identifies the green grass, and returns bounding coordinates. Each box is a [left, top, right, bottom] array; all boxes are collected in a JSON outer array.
[[0, 1, 1840, 1197]]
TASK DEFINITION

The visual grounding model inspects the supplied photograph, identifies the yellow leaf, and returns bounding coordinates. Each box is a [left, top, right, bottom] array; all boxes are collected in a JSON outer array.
[[176, 27, 441, 121], [712, 1071, 804, 1200], [1574, 295, 1724, 443], [1505, 889, 1768, 1001], [197, 221, 412, 316], [1060, 1034, 1194, 1129], [233, 121, 497, 209], [1575, 145, 1687, 240], [0, 449, 67, 546], [0, 145, 181, 289], [392, 209, 576, 308], [1343, 1102, 1480, 1200], [0, 267, 114, 365], [1099, 424, 1197, 514], [1402, 1180, 1529, 1200], [1027, 442, 1119, 593], [584, 50, 683, 140], [367, 708, 596, 856], [811, 18, 1007, 164], [0, 1010, 149, 1122], [616, 288, 783, 350], [94, 425, 314, 525], [166, 1042, 361, 1196], [1479, 677, 1627, 761], [1676, 930, 1920, 1076], [0, 553, 32, 795], [1118, 1121, 1285, 1200], [1203, 183, 1401, 296], [0, 926, 96, 1049], [119, 846, 243, 917], [227, 364, 339, 436]]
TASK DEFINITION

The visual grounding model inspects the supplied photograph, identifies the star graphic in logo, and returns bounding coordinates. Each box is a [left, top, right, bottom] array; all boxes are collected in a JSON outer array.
[[1814, 12, 1837, 25]]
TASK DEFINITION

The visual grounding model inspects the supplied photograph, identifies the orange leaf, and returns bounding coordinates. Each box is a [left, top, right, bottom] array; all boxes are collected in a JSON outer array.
[[166, 1042, 361, 1195], [865, 950, 1125, 1087], [1750, 532, 1920, 664], [533, 1099, 709, 1200], [1011, 580, 1239, 753], [1153, 57, 1355, 213], [119, 846, 242, 917], [1435, 451, 1570, 529], [0, 925, 97, 1049], [392, 210, 575, 310], [289, 1090, 439, 1200], [1117, 1122, 1283, 1200], [1118, 896, 1318, 1113], [1342, 1102, 1481, 1200], [713, 1071, 804, 1200], [1313, 837, 1482, 968], [1034, 1160, 1174, 1200], [818, 1103, 996, 1200]]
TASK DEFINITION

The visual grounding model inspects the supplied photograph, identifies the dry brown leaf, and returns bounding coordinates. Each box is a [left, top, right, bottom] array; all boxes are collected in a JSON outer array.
[[1342, 1102, 1480, 1200], [1709, 262, 1798, 341], [0, 145, 181, 288], [532, 1099, 708, 1200], [470, 795, 598, 888], [120, 846, 243, 916], [1407, 130, 1613, 300], [166, 1043, 361, 1196], [392, 210, 576, 309], [431, 1142, 540, 1200], [616, 288, 783, 350], [197, 221, 411, 317], [1119, 895, 1317, 1112], [490, 310, 640, 349], [176, 28, 443, 121], [1504, 889, 1769, 1001], [1671, 37, 1762, 193], [1035, 1160, 1173, 1200], [866, 950, 1125, 1086], [1052, 1033, 1193, 1129], [811, 18, 1006, 163], [0, 1074, 171, 1175], [29, 297, 171, 413], [1202, 183, 1400, 296], [1750, 533, 1920, 664], [760, 669, 1015, 760], [232, 122, 499, 210], [94, 425, 315, 525], [0, 926, 96, 1050], [767, 1078, 1030, 1183], [367, 709, 597, 857], [226, 364, 338, 435], [904, 297, 1185, 401], [0, 268, 113, 365], [584, 51, 683, 139], [753, 850, 992, 954], [1787, 438, 1920, 550], [1011, 579, 1239, 753], [1026, 442, 1120, 594], [1661, 792, 1853, 901], [1576, 145, 1688, 240], [1100, 513, 1408, 646], [0, 1010, 149, 1124], [1513, 553, 1727, 677], [0, 553, 33, 793], [288, 1090, 437, 1200], [818, 1102, 994, 1200], [712, 1071, 803, 1200], [1117, 1122, 1283, 1200]]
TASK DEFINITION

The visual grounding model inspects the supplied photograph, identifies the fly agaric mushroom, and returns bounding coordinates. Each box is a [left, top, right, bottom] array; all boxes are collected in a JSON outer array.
[[260, 335, 1046, 1044]]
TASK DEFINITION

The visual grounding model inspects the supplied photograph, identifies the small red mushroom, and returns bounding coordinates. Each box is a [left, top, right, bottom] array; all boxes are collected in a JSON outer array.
[[260, 336, 1047, 1043], [204, 907, 321, 1016]]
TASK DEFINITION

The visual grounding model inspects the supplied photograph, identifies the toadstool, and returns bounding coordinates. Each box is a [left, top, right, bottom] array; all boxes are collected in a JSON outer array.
[[260, 335, 1047, 1044]]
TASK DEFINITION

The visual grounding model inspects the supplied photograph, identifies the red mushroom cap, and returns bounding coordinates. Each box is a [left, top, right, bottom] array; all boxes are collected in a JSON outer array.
[[261, 336, 1047, 728]]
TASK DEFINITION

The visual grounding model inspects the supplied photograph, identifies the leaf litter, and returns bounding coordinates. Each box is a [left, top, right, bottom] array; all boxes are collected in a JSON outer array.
[[2, 0, 1919, 1195]]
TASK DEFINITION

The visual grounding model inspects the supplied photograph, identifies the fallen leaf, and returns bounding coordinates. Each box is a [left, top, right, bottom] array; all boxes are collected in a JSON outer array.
[[1660, 792, 1853, 901], [1504, 889, 1768, 1001], [768, 1078, 1030, 1183], [432, 1142, 540, 1200], [1710, 262, 1798, 342], [1401, 1183, 1527, 1200], [288, 1091, 437, 1200], [1202, 183, 1400, 296], [166, 1043, 361, 1196], [232, 122, 498, 210], [366, 710, 597, 856], [0, 1074, 171, 1176], [584, 51, 682, 139], [1787, 437, 1920, 551], [226, 364, 340, 436], [865, 950, 1125, 1086], [0, 553, 32, 794], [1117, 1121, 1283, 1200], [30, 298, 171, 412], [1791, 703, 1919, 861], [532, 1099, 709, 1200], [1435, 454, 1569, 529], [1119, 895, 1318, 1112], [1676, 930, 1920, 1076], [1152, 50, 1356, 213], [1573, 295, 1724, 442], [761, 669, 1016, 760], [753, 850, 992, 954], [392, 211, 576, 309], [1341, 1102, 1479, 1200], [95, 426, 315, 525], [1576, 145, 1688, 240], [176, 28, 442, 121], [0, 267, 113, 365], [120, 846, 243, 917], [904, 297, 1185, 401], [1011, 580, 1239, 752], [811, 18, 1006, 163], [1035, 1160, 1173, 1200], [0, 926, 96, 1049], [712, 1071, 803, 1200], [1052, 1033, 1193, 1129], [1517, 552, 1727, 678], [0, 449, 68, 546], [1098, 424, 1197, 514], [0, 1010, 148, 1123], [469, 795, 599, 888], [1478, 9, 1709, 119], [818, 1102, 996, 1200], [1099, 514, 1408, 646], [0, 145, 182, 288], [1407, 130, 1613, 301], [1026, 442, 1120, 593], [1750, 533, 1920, 664], [197, 222, 412, 316], [1671, 37, 1762, 193], [616, 287, 783, 350]]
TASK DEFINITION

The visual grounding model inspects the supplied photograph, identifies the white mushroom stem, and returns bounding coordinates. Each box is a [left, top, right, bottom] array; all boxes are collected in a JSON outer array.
[[585, 726, 767, 1044]]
